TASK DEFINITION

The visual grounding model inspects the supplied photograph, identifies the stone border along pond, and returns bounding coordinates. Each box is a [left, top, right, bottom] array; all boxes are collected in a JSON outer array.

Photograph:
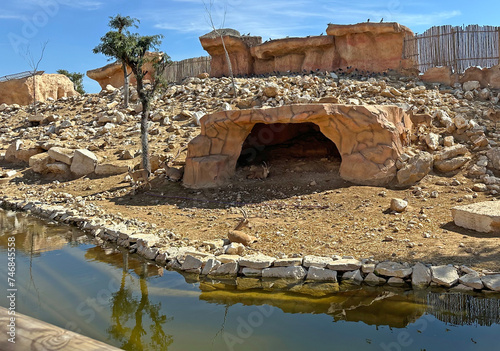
[[2, 196, 500, 295]]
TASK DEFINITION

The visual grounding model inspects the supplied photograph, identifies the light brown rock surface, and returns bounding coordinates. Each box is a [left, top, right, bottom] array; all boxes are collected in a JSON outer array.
[[0, 74, 78, 106], [452, 201, 500, 233], [201, 22, 416, 78], [87, 52, 160, 89], [184, 104, 412, 188]]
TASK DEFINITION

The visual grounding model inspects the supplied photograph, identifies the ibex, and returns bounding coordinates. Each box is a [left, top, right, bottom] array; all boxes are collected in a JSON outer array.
[[127, 167, 151, 190], [227, 209, 257, 246], [162, 147, 186, 181], [247, 162, 270, 180]]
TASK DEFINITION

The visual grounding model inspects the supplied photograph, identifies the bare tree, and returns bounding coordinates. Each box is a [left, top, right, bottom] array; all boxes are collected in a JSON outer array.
[[24, 41, 48, 116], [203, 0, 238, 97]]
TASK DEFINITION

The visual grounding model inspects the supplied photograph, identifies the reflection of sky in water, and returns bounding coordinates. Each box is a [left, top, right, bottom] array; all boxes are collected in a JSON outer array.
[[0, 209, 499, 351]]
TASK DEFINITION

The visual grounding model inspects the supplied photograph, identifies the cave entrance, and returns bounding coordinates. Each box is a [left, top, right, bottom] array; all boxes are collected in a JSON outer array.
[[237, 122, 341, 168]]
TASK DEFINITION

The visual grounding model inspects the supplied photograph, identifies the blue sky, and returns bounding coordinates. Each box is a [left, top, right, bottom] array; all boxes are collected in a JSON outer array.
[[0, 0, 498, 93]]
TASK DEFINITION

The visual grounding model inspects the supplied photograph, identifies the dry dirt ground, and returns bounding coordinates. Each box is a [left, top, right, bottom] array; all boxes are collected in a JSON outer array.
[[2, 153, 499, 271], [1, 77, 500, 272]]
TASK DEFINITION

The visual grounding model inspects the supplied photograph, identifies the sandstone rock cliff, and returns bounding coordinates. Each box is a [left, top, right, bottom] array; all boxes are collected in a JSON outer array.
[[200, 22, 416, 78], [0, 74, 78, 106]]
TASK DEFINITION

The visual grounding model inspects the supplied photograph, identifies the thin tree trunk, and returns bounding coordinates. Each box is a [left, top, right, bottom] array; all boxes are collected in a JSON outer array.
[[136, 78, 151, 175], [122, 61, 129, 108], [219, 34, 237, 97], [32, 73, 37, 116]]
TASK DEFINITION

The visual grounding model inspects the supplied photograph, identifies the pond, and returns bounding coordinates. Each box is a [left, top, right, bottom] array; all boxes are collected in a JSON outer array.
[[1, 208, 499, 350]]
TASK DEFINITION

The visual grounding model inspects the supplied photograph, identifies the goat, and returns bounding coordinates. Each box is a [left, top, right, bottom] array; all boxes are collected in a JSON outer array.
[[161, 147, 186, 181], [247, 162, 270, 180], [127, 167, 151, 190]]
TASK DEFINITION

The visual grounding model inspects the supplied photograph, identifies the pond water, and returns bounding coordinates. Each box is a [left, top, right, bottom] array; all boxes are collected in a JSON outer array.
[[1, 208, 499, 351]]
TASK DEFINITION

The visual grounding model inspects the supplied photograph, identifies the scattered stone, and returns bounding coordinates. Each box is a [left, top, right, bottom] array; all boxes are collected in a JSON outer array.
[[364, 272, 386, 286], [430, 265, 459, 287], [273, 257, 303, 267], [459, 272, 484, 289], [211, 262, 239, 276], [225, 242, 246, 255], [202, 258, 221, 275], [327, 259, 361, 271], [481, 274, 500, 291], [181, 254, 203, 271], [306, 266, 338, 282], [70, 149, 97, 176], [387, 277, 406, 286], [239, 254, 275, 269], [262, 266, 307, 280], [390, 198, 408, 212], [341, 270, 363, 285], [375, 261, 412, 278], [303, 255, 333, 268], [451, 201, 500, 233], [397, 152, 433, 187]]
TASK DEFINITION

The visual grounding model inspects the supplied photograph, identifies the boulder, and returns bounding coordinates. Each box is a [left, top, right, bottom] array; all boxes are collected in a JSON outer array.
[[238, 254, 275, 269], [48, 147, 74, 165], [306, 267, 338, 282], [184, 104, 411, 188], [327, 258, 362, 271], [486, 148, 500, 170], [481, 274, 500, 291], [5, 140, 23, 163], [459, 272, 484, 290], [364, 272, 386, 286], [430, 265, 459, 287], [262, 266, 307, 280], [70, 149, 97, 176], [29, 153, 52, 173], [390, 198, 408, 212], [396, 152, 433, 187], [200, 22, 415, 78], [375, 261, 412, 278], [341, 269, 363, 285], [451, 201, 500, 233], [46, 162, 70, 175], [420, 66, 455, 86], [434, 156, 470, 173], [411, 262, 431, 288], [0, 74, 78, 106]]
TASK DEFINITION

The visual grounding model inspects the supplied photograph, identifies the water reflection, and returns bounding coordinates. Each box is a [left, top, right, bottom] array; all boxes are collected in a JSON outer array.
[[1, 208, 499, 351]]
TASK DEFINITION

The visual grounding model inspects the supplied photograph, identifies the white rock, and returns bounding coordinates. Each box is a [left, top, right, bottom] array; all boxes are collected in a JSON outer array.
[[262, 266, 307, 279], [390, 198, 408, 213], [430, 265, 459, 287], [192, 111, 205, 126], [341, 270, 363, 285], [70, 149, 97, 176], [212, 262, 239, 276], [239, 254, 275, 269], [481, 274, 500, 291], [201, 258, 221, 275], [411, 262, 431, 288], [45, 163, 70, 175], [451, 201, 500, 233], [434, 145, 468, 161], [48, 146, 75, 166], [364, 272, 386, 286], [225, 242, 245, 255], [303, 255, 333, 268], [454, 114, 469, 129], [459, 272, 484, 289], [306, 267, 338, 282], [273, 258, 303, 267], [387, 277, 406, 286], [327, 259, 361, 271], [443, 136, 454, 147], [95, 163, 129, 176], [5, 140, 22, 162], [375, 261, 412, 278], [181, 254, 203, 270], [424, 133, 440, 150]]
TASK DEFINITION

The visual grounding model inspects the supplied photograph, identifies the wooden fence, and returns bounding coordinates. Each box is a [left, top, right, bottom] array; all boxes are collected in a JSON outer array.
[[404, 24, 500, 73], [163, 56, 211, 83]]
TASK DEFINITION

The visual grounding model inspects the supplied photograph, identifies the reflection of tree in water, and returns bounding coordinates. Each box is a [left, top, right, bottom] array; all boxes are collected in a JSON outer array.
[[107, 253, 173, 351]]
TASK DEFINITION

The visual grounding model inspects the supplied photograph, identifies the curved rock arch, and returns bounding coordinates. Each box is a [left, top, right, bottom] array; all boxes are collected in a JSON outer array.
[[183, 104, 411, 188]]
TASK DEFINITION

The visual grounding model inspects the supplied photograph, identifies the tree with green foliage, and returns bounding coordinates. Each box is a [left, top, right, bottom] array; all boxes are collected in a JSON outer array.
[[93, 14, 172, 178], [93, 15, 139, 108], [57, 69, 85, 94]]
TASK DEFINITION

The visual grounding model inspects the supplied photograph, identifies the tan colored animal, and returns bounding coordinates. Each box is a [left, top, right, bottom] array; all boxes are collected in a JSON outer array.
[[247, 162, 270, 180], [227, 209, 257, 246], [127, 167, 151, 189], [162, 147, 186, 181]]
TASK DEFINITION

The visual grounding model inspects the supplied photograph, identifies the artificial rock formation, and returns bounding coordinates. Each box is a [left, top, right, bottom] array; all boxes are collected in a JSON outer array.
[[421, 64, 500, 89], [183, 104, 412, 188], [200, 23, 416, 78], [0, 74, 78, 106], [87, 52, 160, 89]]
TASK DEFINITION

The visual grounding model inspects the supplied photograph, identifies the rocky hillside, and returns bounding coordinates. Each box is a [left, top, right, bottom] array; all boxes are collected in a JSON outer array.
[[1, 72, 499, 270]]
